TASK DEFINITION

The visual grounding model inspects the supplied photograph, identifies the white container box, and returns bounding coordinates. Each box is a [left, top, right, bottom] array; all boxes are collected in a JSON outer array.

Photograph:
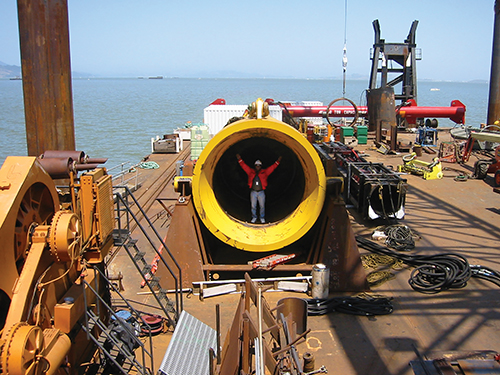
[[203, 104, 282, 136]]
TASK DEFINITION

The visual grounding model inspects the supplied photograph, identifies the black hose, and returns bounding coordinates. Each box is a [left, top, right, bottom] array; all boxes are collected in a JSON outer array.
[[470, 265, 500, 287], [356, 236, 472, 293], [306, 295, 393, 316], [357, 236, 500, 293], [274, 101, 299, 129], [384, 225, 417, 251]]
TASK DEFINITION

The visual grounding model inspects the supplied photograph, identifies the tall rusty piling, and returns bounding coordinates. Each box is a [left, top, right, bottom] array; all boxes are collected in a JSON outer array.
[[17, 0, 75, 156], [488, 1, 500, 125]]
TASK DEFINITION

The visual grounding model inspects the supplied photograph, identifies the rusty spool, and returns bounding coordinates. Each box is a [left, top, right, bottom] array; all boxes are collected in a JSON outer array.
[[42, 150, 86, 164], [141, 314, 165, 336], [37, 157, 75, 179], [303, 352, 315, 373]]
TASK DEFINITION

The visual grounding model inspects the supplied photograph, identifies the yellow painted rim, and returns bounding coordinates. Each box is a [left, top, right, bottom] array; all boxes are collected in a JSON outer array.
[[192, 117, 326, 252]]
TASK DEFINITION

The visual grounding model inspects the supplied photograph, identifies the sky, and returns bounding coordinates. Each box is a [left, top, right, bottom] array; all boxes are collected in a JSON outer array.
[[0, 0, 496, 81]]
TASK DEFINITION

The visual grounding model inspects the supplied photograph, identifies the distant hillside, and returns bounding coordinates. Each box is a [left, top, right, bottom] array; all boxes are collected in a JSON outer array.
[[0, 61, 21, 78], [0, 61, 94, 79]]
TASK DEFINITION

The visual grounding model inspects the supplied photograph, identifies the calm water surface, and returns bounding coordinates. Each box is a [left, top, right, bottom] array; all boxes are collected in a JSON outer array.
[[0, 78, 489, 168]]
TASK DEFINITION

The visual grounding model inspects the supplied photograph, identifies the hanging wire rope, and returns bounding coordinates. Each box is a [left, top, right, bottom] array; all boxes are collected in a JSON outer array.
[[342, 0, 348, 97]]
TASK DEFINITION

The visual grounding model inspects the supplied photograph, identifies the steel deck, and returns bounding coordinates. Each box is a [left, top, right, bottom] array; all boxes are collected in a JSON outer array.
[[110, 130, 500, 375]]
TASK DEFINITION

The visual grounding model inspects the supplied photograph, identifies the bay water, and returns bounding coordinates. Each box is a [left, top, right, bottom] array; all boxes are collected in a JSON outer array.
[[0, 78, 489, 169]]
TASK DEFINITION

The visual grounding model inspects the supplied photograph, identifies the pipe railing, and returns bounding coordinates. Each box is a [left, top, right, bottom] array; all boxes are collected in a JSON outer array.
[[113, 186, 183, 321], [81, 266, 155, 374]]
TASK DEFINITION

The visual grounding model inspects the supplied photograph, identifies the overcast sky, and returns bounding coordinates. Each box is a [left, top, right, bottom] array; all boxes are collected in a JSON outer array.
[[0, 0, 496, 81]]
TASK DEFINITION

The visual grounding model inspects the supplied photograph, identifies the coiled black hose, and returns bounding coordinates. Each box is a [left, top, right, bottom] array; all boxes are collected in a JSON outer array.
[[306, 295, 393, 316], [384, 225, 417, 251], [470, 265, 500, 287], [408, 253, 471, 293], [356, 236, 472, 293], [357, 236, 500, 293]]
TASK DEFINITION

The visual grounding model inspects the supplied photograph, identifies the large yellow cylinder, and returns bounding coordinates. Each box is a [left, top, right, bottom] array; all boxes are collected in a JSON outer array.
[[192, 117, 326, 252]]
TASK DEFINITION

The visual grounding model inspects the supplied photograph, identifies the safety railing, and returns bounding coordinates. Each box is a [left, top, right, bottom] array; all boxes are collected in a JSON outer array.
[[109, 161, 142, 191], [81, 265, 155, 375], [112, 185, 183, 326]]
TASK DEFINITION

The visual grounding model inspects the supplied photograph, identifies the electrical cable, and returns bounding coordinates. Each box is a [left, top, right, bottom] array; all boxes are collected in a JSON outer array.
[[470, 265, 500, 287], [306, 293, 393, 316], [443, 166, 470, 181], [275, 101, 299, 129], [384, 224, 418, 251], [356, 236, 500, 293]]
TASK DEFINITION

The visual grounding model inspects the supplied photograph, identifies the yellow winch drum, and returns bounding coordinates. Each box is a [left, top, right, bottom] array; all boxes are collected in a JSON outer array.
[[192, 117, 326, 252]]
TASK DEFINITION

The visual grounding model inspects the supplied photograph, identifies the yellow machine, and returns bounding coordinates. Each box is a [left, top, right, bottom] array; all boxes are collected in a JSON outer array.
[[0, 155, 114, 374], [398, 152, 444, 180]]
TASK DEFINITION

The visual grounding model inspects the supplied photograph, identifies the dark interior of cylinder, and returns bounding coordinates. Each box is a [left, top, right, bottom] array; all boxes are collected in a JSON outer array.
[[212, 137, 305, 223]]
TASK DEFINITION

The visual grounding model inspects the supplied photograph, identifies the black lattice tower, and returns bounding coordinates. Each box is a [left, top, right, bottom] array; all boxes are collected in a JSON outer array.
[[369, 19, 420, 105]]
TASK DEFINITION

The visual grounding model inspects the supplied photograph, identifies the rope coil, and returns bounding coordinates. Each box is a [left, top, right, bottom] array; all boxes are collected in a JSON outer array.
[[139, 161, 160, 169]]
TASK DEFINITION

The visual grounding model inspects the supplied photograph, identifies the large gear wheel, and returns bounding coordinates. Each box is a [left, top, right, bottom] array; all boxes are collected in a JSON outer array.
[[49, 211, 82, 263], [0, 322, 46, 375], [14, 183, 56, 274]]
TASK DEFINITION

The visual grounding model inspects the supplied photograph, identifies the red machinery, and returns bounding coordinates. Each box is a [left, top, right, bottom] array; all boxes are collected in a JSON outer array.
[[267, 99, 466, 125], [440, 127, 500, 186], [398, 99, 466, 125], [278, 104, 368, 118], [210, 98, 466, 126]]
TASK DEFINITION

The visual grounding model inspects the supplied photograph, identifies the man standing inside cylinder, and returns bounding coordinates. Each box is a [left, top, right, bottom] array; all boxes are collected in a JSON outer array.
[[236, 154, 282, 223]]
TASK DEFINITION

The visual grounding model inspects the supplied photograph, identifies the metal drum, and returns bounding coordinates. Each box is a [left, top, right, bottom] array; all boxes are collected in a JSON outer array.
[[311, 263, 330, 299], [277, 297, 308, 336]]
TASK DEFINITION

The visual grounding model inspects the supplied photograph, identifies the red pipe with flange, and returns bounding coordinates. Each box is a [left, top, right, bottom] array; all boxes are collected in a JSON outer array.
[[275, 99, 466, 124]]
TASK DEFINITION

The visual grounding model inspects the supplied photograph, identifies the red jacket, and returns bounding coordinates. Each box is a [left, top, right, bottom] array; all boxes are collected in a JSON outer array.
[[238, 159, 280, 190]]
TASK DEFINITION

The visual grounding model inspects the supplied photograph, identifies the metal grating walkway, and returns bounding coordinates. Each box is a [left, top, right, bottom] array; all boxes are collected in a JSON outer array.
[[159, 310, 217, 375]]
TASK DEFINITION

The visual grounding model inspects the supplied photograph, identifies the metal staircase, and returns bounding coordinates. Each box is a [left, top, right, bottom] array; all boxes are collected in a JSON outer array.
[[81, 266, 155, 375], [79, 186, 183, 374], [112, 186, 183, 325]]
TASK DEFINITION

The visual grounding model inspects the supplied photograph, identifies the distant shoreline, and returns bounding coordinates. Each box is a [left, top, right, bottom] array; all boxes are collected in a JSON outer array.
[[1, 76, 487, 85]]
